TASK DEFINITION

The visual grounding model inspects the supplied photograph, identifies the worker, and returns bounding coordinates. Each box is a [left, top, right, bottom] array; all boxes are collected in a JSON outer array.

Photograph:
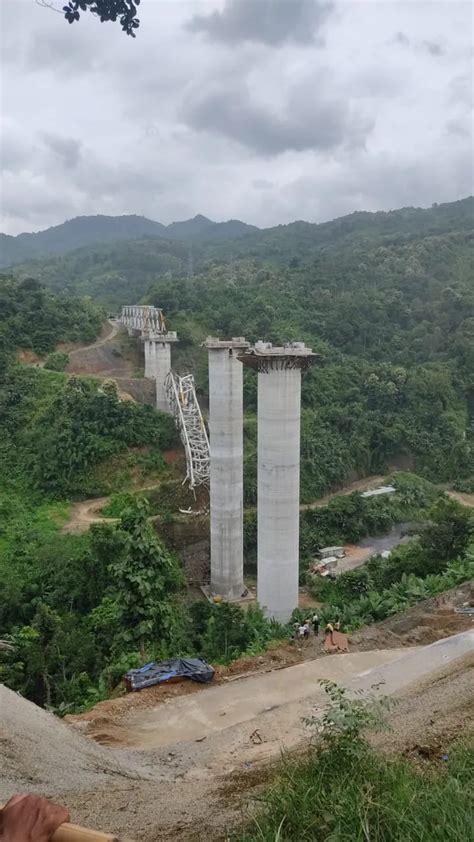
[[293, 620, 300, 640], [312, 613, 320, 636], [325, 622, 334, 636], [334, 620, 341, 631], [297, 623, 308, 640], [0, 794, 69, 842]]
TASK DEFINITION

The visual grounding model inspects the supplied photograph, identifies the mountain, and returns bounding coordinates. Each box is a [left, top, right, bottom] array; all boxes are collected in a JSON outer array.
[[0, 213, 259, 267], [166, 215, 258, 241], [6, 198, 474, 316]]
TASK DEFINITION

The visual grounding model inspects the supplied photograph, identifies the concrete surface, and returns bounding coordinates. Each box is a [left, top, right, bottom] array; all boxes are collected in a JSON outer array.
[[206, 338, 248, 599], [114, 649, 407, 748], [257, 363, 302, 622], [144, 338, 174, 412], [99, 630, 474, 752]]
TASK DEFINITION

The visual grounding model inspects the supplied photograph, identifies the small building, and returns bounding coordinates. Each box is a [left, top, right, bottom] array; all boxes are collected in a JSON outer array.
[[361, 485, 396, 498], [319, 546, 345, 560]]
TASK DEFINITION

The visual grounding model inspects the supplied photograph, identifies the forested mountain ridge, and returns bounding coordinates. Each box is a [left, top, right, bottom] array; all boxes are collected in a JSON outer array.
[[7, 198, 473, 309], [0, 213, 259, 267]]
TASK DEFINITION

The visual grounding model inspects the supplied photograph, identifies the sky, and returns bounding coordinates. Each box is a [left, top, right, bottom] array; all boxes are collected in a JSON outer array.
[[0, 0, 473, 235]]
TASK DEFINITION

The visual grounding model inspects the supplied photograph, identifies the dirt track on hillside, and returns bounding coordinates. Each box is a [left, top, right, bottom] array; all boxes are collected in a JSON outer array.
[[2, 632, 473, 842], [68, 581, 473, 734]]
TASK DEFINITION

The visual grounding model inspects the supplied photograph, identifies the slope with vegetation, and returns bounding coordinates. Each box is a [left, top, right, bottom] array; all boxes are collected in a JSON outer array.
[[237, 680, 473, 842], [8, 199, 474, 494], [0, 213, 258, 268], [1, 199, 473, 714]]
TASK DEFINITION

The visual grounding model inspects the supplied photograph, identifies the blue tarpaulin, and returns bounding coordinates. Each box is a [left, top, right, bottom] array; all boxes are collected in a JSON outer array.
[[125, 658, 215, 691]]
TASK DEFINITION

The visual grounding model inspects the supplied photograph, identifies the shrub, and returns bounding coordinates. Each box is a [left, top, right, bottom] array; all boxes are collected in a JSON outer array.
[[238, 683, 473, 842], [43, 351, 69, 371]]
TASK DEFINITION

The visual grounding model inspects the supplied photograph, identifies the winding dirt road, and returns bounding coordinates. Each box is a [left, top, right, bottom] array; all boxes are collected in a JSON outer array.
[[67, 319, 121, 355]]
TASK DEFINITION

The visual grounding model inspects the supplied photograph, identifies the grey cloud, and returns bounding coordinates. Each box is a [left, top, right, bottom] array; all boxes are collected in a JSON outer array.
[[1, 135, 30, 172], [41, 133, 83, 168], [349, 67, 406, 99], [265, 146, 473, 227], [445, 118, 470, 138], [394, 32, 410, 47], [25, 27, 104, 75], [422, 40, 445, 56], [448, 75, 473, 108], [182, 84, 372, 155], [186, 0, 333, 46], [392, 31, 445, 57], [1, 123, 166, 232], [253, 179, 274, 189]]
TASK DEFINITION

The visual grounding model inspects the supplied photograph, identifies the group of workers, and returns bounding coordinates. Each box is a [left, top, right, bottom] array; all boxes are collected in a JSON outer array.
[[293, 614, 342, 642]]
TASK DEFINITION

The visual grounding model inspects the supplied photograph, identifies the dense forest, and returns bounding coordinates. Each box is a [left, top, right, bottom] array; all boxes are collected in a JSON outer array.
[[151, 198, 473, 497], [1, 198, 473, 713], [0, 213, 257, 268]]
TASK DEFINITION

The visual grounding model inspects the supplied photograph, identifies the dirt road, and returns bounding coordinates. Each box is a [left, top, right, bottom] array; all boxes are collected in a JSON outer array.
[[98, 649, 407, 749], [63, 482, 166, 534], [3, 633, 473, 841], [66, 320, 121, 357], [63, 474, 391, 534], [300, 475, 387, 509], [62, 496, 117, 533], [447, 490, 474, 508]]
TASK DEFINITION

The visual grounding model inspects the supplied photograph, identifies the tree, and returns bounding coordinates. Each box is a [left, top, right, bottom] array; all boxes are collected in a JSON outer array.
[[419, 499, 473, 563], [91, 499, 185, 655], [38, 1, 140, 36]]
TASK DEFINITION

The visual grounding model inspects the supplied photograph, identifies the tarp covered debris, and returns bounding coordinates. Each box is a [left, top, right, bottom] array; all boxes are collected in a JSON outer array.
[[125, 658, 215, 692]]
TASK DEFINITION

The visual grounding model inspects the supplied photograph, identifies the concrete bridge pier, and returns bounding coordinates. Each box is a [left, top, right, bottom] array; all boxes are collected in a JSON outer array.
[[144, 332, 178, 412], [239, 342, 318, 622], [205, 337, 249, 600]]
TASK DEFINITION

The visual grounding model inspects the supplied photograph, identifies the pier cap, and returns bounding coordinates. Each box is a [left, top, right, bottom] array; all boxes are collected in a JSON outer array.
[[143, 330, 179, 342], [204, 336, 250, 350], [238, 341, 322, 371]]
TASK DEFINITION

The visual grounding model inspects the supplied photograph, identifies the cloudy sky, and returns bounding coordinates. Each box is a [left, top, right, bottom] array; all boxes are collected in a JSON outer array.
[[1, 0, 472, 234]]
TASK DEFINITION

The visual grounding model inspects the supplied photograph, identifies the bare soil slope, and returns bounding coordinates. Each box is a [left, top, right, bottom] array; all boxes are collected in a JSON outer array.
[[1, 633, 473, 841]]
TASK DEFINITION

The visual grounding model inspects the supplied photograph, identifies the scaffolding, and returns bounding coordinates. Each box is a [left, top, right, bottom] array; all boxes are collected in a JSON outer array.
[[164, 371, 210, 491]]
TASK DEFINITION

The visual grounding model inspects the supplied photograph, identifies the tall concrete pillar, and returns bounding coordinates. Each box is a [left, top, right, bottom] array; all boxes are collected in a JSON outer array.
[[205, 337, 249, 600], [143, 332, 178, 413], [239, 342, 318, 622]]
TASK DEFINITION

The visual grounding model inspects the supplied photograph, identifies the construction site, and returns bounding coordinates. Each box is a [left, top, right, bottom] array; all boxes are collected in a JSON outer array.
[[1, 310, 473, 841]]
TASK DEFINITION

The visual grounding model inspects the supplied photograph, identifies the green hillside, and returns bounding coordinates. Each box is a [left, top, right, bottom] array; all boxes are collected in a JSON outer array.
[[6, 199, 474, 493], [0, 213, 258, 268], [9, 198, 473, 311], [146, 198, 474, 497], [0, 269, 473, 715]]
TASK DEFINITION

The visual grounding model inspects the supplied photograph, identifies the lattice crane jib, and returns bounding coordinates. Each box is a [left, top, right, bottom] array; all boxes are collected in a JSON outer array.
[[164, 371, 210, 492]]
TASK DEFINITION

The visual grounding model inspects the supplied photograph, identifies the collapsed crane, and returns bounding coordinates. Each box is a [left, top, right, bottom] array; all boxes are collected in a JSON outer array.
[[120, 305, 210, 493], [164, 371, 210, 491]]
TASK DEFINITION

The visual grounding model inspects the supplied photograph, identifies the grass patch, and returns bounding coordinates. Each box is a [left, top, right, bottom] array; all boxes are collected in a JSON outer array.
[[238, 739, 473, 841], [237, 682, 473, 842]]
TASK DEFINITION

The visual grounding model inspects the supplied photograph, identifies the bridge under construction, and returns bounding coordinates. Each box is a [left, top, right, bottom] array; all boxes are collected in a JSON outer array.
[[120, 304, 320, 621]]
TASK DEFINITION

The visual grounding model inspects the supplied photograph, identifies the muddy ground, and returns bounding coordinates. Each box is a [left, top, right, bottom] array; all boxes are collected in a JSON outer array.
[[68, 582, 473, 738], [3, 636, 472, 842]]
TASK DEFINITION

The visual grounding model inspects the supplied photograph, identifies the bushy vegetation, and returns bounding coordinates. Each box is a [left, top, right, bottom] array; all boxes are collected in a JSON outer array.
[[310, 497, 473, 630], [238, 681, 473, 841], [243, 473, 442, 567], [8, 200, 474, 494], [43, 350, 69, 371], [314, 556, 474, 632], [0, 499, 287, 712], [0, 365, 177, 497], [0, 275, 103, 365]]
